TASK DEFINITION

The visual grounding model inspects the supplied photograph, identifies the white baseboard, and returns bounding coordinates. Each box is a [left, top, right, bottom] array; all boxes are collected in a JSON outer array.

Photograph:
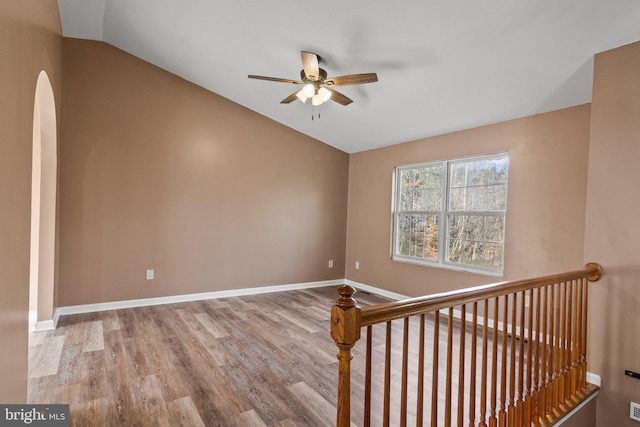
[[345, 279, 410, 301], [586, 372, 602, 387], [55, 279, 344, 317], [33, 319, 55, 332], [29, 309, 58, 332]]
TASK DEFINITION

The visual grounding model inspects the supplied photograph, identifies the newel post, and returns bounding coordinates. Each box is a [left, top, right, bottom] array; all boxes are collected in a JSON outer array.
[[331, 285, 362, 427]]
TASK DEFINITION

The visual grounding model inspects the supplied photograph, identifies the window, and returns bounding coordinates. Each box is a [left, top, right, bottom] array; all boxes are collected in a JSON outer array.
[[393, 153, 509, 276]]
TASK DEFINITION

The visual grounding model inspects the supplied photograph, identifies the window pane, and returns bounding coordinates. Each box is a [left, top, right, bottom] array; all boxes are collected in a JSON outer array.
[[490, 157, 509, 184], [447, 238, 465, 264], [483, 243, 504, 268], [423, 237, 439, 259], [425, 166, 443, 188], [487, 184, 507, 210], [447, 215, 504, 269], [399, 165, 443, 212], [426, 187, 442, 211], [448, 239, 485, 266], [448, 239, 483, 265], [468, 186, 487, 211], [448, 214, 483, 266], [396, 213, 439, 260], [467, 160, 489, 186], [450, 163, 469, 188], [449, 187, 465, 211], [399, 169, 421, 211], [448, 214, 505, 268], [448, 215, 484, 242], [484, 216, 505, 243], [449, 155, 509, 212]]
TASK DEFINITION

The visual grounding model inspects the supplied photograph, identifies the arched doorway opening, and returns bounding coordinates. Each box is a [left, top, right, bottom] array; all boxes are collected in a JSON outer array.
[[29, 70, 57, 331]]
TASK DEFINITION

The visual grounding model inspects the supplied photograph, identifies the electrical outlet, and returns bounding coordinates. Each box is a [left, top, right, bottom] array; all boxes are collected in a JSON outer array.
[[146, 269, 154, 280], [328, 260, 334, 268], [355, 261, 360, 270], [630, 402, 640, 422]]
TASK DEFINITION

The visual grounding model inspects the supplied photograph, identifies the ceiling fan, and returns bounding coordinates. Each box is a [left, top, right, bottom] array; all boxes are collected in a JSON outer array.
[[248, 51, 378, 106]]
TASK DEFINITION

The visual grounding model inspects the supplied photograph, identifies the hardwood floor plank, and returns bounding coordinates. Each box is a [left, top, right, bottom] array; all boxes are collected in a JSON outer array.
[[83, 320, 104, 352], [70, 398, 112, 427], [158, 327, 251, 424], [275, 309, 322, 333], [287, 381, 355, 427], [235, 409, 268, 427], [174, 309, 230, 367], [76, 349, 107, 403], [28, 374, 63, 404], [283, 327, 337, 365], [133, 374, 173, 427], [30, 334, 65, 378], [167, 396, 206, 427], [194, 312, 229, 338], [290, 302, 329, 321], [101, 309, 122, 332], [29, 329, 46, 346]]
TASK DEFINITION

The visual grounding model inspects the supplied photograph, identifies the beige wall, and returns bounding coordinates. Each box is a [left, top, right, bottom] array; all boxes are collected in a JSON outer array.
[[562, 396, 597, 427], [59, 39, 349, 306], [585, 41, 640, 427], [0, 1, 62, 403], [345, 104, 591, 296]]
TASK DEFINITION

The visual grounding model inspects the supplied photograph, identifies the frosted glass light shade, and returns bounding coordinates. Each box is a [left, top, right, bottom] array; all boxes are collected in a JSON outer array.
[[303, 84, 315, 98], [296, 90, 308, 103], [318, 87, 331, 102]]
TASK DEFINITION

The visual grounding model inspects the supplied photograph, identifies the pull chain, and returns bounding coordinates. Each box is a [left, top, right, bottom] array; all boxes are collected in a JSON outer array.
[[311, 104, 322, 120]]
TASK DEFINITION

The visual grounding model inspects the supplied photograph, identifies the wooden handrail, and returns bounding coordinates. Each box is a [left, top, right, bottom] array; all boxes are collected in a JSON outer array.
[[332, 263, 603, 427], [360, 263, 602, 327]]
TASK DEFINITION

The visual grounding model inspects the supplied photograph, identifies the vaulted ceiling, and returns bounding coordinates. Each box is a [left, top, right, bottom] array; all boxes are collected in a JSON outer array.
[[57, 0, 640, 153]]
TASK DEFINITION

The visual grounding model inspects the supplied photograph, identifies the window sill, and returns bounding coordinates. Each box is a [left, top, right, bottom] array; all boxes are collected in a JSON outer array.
[[392, 255, 504, 278]]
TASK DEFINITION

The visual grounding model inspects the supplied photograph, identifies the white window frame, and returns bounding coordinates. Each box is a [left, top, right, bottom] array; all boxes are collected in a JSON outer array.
[[392, 153, 509, 277]]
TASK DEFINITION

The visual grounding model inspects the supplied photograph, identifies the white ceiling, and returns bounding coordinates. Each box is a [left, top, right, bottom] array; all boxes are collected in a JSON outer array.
[[57, 0, 640, 153]]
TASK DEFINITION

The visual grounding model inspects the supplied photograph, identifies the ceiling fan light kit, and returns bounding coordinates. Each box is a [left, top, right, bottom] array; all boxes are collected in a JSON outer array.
[[302, 84, 315, 98], [248, 51, 378, 108]]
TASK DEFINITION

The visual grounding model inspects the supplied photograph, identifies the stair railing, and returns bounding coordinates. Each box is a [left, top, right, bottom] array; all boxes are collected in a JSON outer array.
[[331, 263, 602, 427]]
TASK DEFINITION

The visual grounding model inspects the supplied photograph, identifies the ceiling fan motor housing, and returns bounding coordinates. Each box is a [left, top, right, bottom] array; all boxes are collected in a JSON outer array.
[[300, 68, 328, 84]]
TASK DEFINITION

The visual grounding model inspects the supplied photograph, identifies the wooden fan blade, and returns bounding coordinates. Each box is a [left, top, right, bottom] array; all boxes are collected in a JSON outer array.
[[325, 88, 353, 106], [280, 90, 301, 104], [248, 75, 303, 84], [324, 73, 378, 86], [301, 51, 320, 81]]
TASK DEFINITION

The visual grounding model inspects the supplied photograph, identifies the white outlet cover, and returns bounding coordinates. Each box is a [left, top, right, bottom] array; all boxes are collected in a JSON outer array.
[[631, 402, 640, 422], [146, 269, 154, 280]]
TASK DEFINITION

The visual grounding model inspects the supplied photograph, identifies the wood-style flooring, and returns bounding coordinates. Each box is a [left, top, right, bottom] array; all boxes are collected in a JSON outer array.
[[28, 287, 391, 427]]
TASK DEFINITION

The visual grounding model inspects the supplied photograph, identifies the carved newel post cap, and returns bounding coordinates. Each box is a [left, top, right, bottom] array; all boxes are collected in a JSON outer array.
[[336, 285, 357, 308]]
